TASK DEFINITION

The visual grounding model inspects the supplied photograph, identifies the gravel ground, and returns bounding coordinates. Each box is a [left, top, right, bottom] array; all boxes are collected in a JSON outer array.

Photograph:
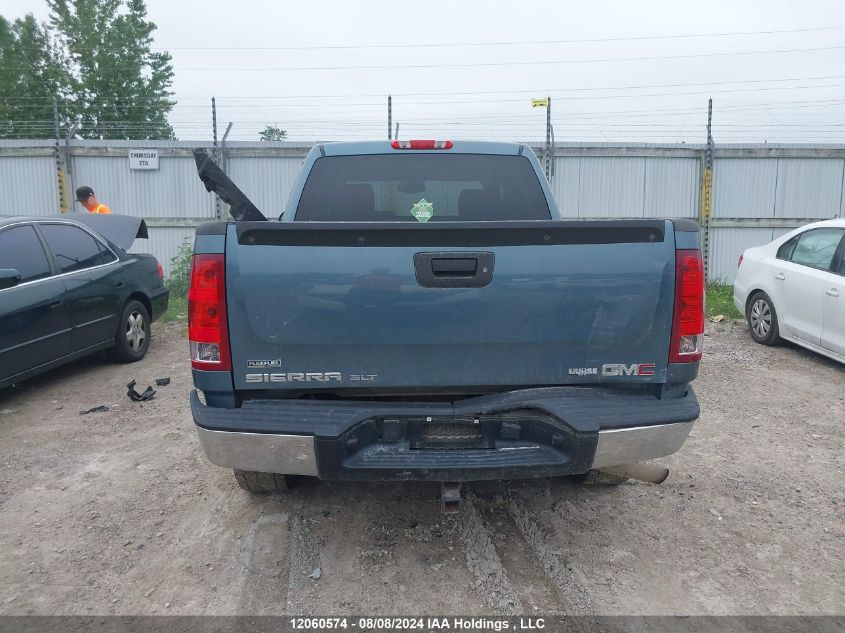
[[0, 321, 842, 616]]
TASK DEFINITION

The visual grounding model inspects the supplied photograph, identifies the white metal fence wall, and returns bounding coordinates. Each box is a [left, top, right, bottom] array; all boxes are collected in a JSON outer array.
[[1, 139, 843, 279]]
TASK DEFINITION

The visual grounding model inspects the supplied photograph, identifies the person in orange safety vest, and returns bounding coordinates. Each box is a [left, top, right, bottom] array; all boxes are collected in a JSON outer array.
[[75, 186, 112, 214]]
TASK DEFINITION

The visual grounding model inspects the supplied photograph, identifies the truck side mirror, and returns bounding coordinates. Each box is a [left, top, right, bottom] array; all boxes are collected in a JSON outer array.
[[0, 268, 21, 290]]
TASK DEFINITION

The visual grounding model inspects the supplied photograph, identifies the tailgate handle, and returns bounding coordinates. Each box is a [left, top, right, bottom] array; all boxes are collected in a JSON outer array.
[[414, 252, 495, 288], [431, 257, 477, 276]]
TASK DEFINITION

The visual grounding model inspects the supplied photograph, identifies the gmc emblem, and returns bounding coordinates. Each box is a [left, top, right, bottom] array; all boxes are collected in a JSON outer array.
[[601, 363, 656, 377]]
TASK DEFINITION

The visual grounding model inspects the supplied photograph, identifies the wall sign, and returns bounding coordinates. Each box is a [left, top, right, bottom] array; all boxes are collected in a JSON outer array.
[[129, 149, 159, 170]]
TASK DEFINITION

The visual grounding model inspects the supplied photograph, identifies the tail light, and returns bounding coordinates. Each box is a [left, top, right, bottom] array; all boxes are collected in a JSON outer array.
[[737, 253, 744, 268], [188, 254, 230, 371], [669, 249, 705, 363], [155, 259, 165, 279], [391, 140, 453, 150]]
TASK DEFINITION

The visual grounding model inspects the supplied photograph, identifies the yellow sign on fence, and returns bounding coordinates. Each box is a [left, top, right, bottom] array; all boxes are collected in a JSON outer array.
[[57, 168, 70, 213], [700, 168, 713, 219], [531, 98, 549, 108]]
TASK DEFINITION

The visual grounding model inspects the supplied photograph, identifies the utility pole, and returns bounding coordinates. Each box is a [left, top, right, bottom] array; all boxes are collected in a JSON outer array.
[[531, 96, 552, 182], [700, 98, 714, 280], [388, 95, 392, 140], [545, 96, 552, 182], [394, 122, 399, 140]]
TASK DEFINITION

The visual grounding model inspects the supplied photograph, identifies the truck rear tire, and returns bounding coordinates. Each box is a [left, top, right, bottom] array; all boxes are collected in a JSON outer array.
[[233, 469, 290, 494]]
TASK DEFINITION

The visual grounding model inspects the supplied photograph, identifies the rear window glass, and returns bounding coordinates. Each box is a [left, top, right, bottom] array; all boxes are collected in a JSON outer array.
[[788, 228, 843, 270], [40, 223, 108, 274], [295, 154, 551, 222], [98, 240, 117, 263], [776, 236, 798, 261]]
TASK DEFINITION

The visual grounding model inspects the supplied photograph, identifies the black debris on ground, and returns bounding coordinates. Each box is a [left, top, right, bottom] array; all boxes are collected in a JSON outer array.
[[126, 380, 156, 402], [79, 405, 110, 415]]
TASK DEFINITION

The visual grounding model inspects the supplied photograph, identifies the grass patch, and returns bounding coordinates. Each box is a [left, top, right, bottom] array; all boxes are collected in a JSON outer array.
[[158, 240, 192, 323], [706, 282, 743, 320], [160, 295, 187, 323]]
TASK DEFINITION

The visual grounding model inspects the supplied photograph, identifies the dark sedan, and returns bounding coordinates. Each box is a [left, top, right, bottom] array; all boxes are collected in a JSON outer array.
[[0, 215, 169, 389]]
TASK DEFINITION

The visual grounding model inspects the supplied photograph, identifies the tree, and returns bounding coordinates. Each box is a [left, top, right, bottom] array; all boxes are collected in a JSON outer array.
[[47, 0, 175, 139], [259, 125, 287, 142], [0, 0, 175, 140], [0, 15, 70, 138]]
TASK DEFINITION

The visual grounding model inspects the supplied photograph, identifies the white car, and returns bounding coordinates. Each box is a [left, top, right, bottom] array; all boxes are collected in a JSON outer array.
[[734, 219, 845, 364]]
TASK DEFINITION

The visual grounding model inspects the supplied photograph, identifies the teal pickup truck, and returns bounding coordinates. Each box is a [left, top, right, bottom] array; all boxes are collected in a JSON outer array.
[[187, 140, 703, 496]]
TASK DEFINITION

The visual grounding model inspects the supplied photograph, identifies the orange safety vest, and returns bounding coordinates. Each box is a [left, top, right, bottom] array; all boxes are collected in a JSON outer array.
[[89, 203, 112, 214]]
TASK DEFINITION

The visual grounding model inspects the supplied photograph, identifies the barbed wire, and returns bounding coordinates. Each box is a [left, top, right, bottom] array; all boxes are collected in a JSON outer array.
[[5, 72, 845, 102], [3, 92, 844, 142]]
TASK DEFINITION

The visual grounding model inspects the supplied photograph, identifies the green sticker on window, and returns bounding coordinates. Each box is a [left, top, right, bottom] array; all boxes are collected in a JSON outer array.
[[410, 198, 434, 223]]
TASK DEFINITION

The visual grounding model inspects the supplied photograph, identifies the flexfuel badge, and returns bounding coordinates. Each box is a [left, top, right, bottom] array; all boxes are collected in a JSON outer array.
[[410, 199, 434, 223]]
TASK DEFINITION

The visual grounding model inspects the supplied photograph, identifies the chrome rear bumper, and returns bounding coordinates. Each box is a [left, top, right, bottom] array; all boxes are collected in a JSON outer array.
[[196, 427, 318, 476], [195, 420, 694, 478], [591, 421, 694, 469]]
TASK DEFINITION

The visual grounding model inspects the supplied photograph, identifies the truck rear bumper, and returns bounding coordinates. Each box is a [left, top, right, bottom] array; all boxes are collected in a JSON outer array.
[[197, 427, 319, 476], [191, 386, 699, 482], [195, 420, 694, 479]]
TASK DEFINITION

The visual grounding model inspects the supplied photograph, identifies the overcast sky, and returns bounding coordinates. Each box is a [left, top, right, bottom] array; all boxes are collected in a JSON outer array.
[[4, 0, 845, 143]]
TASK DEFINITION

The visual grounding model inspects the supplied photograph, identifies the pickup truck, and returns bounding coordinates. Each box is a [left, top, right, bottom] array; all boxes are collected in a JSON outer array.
[[188, 140, 703, 495]]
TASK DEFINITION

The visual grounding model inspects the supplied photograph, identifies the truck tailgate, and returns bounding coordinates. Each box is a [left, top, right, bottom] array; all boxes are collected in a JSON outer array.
[[226, 220, 676, 393]]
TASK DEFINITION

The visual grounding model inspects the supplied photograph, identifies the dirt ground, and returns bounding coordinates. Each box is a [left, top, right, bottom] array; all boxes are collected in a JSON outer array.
[[0, 321, 842, 616]]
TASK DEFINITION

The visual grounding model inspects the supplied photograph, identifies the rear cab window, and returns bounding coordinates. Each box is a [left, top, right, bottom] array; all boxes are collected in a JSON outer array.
[[0, 224, 52, 283], [295, 154, 551, 222]]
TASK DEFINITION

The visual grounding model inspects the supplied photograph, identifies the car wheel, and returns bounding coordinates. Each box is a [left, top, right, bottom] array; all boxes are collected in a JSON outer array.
[[746, 291, 780, 346], [110, 299, 151, 362], [233, 470, 290, 494]]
